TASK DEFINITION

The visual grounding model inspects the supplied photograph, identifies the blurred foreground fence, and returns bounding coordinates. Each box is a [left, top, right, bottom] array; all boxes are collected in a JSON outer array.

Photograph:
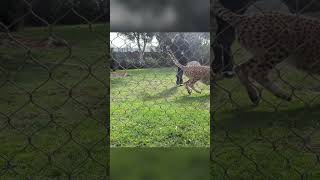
[[0, 0, 109, 179], [211, 0, 320, 179]]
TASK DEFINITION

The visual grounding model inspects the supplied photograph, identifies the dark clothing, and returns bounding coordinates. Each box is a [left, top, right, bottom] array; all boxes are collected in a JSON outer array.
[[175, 51, 188, 85], [212, 0, 252, 74], [171, 35, 190, 85]]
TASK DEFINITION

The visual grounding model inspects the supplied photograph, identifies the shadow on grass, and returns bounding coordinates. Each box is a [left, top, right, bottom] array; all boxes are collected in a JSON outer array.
[[110, 77, 129, 89], [174, 94, 210, 104], [140, 86, 179, 100], [216, 104, 320, 130]]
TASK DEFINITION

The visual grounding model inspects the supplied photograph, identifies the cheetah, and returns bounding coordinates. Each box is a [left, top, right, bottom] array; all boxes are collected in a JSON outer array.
[[213, 0, 320, 105], [168, 50, 211, 94]]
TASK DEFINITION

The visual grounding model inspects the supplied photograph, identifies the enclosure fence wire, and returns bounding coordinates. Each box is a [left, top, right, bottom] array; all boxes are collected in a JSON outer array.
[[211, 0, 320, 179], [110, 32, 210, 147], [0, 0, 109, 179]]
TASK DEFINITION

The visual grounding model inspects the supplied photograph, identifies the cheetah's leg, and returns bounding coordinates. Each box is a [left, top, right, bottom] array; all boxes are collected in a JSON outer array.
[[236, 53, 291, 105], [189, 79, 202, 94], [253, 70, 292, 101], [235, 60, 261, 105], [184, 80, 192, 94], [252, 52, 291, 102]]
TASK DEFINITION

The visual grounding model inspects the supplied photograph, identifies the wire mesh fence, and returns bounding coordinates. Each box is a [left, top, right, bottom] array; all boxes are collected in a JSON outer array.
[[211, 0, 320, 178], [4, 0, 320, 178], [110, 32, 210, 147], [0, 0, 109, 179]]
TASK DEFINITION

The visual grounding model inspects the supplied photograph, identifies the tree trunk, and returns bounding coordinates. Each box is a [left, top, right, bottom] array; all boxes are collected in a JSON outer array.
[[135, 33, 145, 66]]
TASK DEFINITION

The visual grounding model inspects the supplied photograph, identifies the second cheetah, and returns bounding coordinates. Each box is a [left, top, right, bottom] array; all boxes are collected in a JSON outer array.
[[213, 0, 320, 105]]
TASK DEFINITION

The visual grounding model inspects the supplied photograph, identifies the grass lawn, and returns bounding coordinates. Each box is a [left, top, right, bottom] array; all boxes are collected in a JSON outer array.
[[110, 148, 209, 180], [110, 67, 210, 147], [0, 24, 108, 178], [212, 42, 320, 179]]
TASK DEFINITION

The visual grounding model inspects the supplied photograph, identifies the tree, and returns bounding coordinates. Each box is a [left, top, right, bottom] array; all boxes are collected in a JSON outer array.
[[155, 32, 210, 64], [119, 32, 155, 66], [28, 0, 106, 26], [74, 0, 99, 21], [29, 0, 60, 25], [0, 0, 26, 32], [183, 33, 209, 61], [155, 32, 177, 53], [96, 0, 109, 22]]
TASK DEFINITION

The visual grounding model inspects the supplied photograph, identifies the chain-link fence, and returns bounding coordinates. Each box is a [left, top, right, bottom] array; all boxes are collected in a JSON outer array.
[[5, 0, 320, 178], [110, 32, 210, 147], [0, 0, 109, 179], [211, 0, 320, 178]]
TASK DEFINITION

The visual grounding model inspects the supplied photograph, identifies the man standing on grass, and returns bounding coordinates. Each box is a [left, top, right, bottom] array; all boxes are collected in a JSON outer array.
[[170, 34, 191, 86]]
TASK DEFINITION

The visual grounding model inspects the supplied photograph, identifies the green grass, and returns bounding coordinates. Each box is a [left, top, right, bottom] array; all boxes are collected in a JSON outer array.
[[111, 68, 210, 147], [212, 42, 320, 179], [110, 148, 209, 180], [0, 24, 108, 178]]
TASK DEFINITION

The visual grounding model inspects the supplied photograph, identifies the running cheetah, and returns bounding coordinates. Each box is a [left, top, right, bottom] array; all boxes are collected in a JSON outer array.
[[168, 50, 210, 94], [213, 0, 320, 105]]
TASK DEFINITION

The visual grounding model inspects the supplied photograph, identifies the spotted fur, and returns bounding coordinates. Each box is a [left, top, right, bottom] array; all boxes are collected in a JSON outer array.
[[213, 0, 320, 105], [168, 51, 210, 94]]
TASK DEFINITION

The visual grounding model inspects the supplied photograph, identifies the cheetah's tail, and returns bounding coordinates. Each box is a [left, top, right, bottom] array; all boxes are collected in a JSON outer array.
[[167, 49, 186, 70], [212, 0, 244, 27]]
